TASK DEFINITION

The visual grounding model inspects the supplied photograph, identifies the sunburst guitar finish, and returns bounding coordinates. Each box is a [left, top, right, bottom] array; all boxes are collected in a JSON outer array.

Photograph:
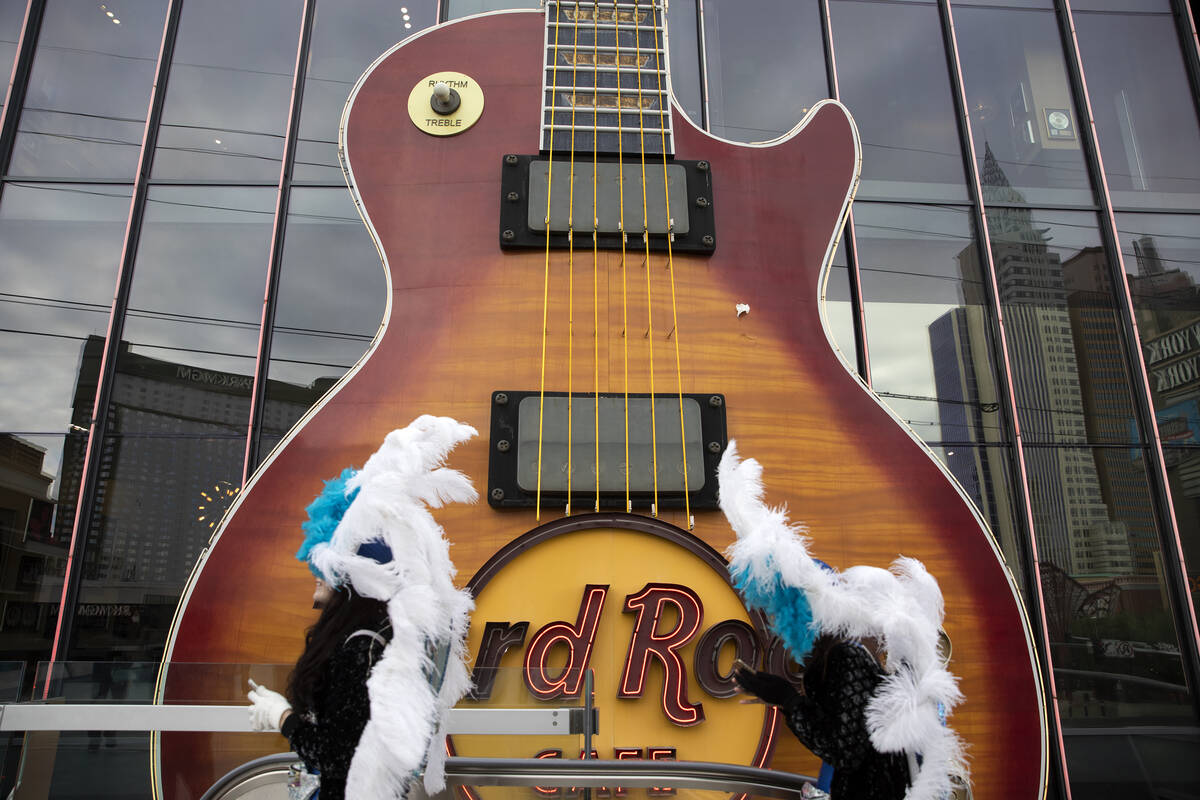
[[157, 9, 1046, 800]]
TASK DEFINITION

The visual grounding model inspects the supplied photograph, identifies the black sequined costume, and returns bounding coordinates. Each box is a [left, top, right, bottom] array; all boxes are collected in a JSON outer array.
[[281, 629, 388, 800], [782, 641, 910, 800]]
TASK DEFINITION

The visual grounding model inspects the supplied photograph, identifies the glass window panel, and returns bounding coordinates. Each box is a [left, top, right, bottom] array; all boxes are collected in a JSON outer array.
[[954, 5, 1095, 205], [1117, 213, 1200, 616], [0, 2, 25, 120], [0, 434, 72, 673], [1070, 0, 1170, 10], [1074, 10, 1200, 210], [856, 202, 1006, 445], [70, 435, 245, 661], [445, 0, 539, 18], [260, 188, 387, 455], [824, 238, 858, 374], [702, 0, 827, 143], [294, 0, 436, 183], [122, 187, 274, 379], [1029, 444, 1198, 798], [8, 0, 166, 179], [829, 0, 968, 202], [952, 0, 1051, 6], [987, 208, 1141, 444], [152, 0, 302, 180], [0, 183, 130, 466], [666, 0, 702, 129]]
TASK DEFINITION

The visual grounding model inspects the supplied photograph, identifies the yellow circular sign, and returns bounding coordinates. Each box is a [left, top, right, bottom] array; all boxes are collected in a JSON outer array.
[[407, 70, 484, 136], [455, 517, 779, 776]]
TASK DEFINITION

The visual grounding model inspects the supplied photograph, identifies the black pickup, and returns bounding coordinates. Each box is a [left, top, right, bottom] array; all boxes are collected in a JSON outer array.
[[499, 155, 717, 254]]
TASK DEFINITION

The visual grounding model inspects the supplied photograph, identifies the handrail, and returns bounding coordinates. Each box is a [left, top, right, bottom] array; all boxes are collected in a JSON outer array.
[[200, 755, 818, 800], [0, 703, 593, 734]]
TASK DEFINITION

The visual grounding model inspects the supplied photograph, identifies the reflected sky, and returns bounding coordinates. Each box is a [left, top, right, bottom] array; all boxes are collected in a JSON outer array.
[[0, 184, 131, 487], [9, 0, 166, 179], [152, 0, 302, 180]]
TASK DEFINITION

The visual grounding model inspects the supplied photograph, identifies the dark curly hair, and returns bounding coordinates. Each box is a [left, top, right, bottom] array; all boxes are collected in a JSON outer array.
[[286, 586, 389, 715]]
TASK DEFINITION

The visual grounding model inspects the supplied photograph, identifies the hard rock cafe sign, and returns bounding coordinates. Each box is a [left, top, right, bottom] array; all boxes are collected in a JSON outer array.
[[454, 515, 796, 788]]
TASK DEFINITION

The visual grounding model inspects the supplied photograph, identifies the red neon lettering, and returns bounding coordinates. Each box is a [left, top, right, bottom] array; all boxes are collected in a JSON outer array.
[[534, 749, 563, 795], [618, 583, 705, 726], [525, 585, 609, 699], [648, 748, 677, 795], [612, 747, 642, 796]]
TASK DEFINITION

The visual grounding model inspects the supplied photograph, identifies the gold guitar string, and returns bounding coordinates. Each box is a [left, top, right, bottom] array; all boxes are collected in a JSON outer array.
[[591, 0, 601, 512], [537, 0, 567, 522], [565, 0, 582, 516], [650, 0, 692, 528], [633, 0, 660, 516], [613, 0, 631, 513]]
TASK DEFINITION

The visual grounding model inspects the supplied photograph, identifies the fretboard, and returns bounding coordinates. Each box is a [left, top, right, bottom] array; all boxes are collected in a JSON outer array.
[[541, 0, 674, 157]]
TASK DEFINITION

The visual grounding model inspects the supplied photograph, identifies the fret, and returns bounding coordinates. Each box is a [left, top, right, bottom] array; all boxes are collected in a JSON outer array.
[[543, 124, 667, 135], [549, 21, 662, 33], [541, 130, 669, 156], [545, 28, 661, 50], [545, 88, 668, 109], [545, 68, 666, 93], [545, 105, 670, 117], [544, 111, 670, 130]]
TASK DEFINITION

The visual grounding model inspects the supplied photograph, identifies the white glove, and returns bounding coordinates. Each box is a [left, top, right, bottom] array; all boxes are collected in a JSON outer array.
[[247, 680, 292, 732]]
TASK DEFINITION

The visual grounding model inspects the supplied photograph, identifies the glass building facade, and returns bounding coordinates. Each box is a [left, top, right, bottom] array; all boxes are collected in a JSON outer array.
[[0, 0, 1197, 797]]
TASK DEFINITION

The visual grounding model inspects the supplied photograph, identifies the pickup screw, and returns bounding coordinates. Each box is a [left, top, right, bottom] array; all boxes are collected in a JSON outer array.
[[697, 161, 709, 171], [507, 191, 520, 202], [505, 154, 519, 165], [695, 196, 710, 208], [502, 229, 516, 241], [496, 439, 511, 452], [494, 393, 509, 405], [707, 441, 722, 454], [708, 395, 723, 407], [491, 488, 505, 501], [702, 235, 715, 247]]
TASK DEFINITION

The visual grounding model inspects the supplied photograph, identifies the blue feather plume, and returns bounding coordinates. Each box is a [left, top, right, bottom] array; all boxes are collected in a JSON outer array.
[[731, 562, 818, 662], [297, 467, 360, 580]]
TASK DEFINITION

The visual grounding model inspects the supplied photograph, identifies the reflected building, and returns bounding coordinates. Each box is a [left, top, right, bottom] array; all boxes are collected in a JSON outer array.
[[0, 435, 65, 665], [54, 337, 334, 658]]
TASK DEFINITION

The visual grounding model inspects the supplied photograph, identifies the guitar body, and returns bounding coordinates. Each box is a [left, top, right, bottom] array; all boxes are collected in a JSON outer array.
[[158, 9, 1045, 800]]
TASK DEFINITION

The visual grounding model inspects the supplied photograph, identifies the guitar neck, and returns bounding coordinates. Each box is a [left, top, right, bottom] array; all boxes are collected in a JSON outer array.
[[541, 0, 674, 157]]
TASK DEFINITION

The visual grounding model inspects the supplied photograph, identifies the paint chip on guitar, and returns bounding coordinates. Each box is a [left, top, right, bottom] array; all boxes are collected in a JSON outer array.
[[736, 304, 750, 317]]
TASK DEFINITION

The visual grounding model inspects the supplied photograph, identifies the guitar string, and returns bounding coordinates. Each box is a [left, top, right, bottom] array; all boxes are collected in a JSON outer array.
[[536, 0, 567, 522], [613, 0, 631, 513], [591, 0, 601, 512], [565, 0, 582, 516], [650, 0, 692, 528], [633, 0, 660, 517]]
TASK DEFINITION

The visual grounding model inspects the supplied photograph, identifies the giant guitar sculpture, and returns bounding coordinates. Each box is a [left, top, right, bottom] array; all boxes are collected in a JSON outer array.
[[157, 3, 1047, 798]]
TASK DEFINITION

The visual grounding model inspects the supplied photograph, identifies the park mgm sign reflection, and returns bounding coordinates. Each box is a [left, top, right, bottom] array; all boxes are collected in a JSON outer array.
[[455, 517, 799, 785]]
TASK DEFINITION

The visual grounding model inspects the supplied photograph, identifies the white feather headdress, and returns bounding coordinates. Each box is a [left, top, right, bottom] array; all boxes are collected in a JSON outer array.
[[718, 441, 968, 800], [307, 415, 478, 798]]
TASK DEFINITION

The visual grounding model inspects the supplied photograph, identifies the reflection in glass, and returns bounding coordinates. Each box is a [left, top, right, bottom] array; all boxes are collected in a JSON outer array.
[[666, 0, 702, 128], [123, 187, 275, 372], [823, 239, 857, 374], [0, 184, 131, 455], [1028, 444, 1196, 737], [985, 204, 1140, 444], [702, 0, 827, 143], [260, 188, 387, 457], [855, 203, 1004, 444], [9, 0, 166, 179], [829, 0, 967, 201], [444, 0, 539, 18], [152, 0, 302, 180], [1117, 213, 1200, 615], [295, 0, 435, 183], [954, 5, 1094, 206], [1074, 10, 1200, 210], [0, 1, 25, 120]]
